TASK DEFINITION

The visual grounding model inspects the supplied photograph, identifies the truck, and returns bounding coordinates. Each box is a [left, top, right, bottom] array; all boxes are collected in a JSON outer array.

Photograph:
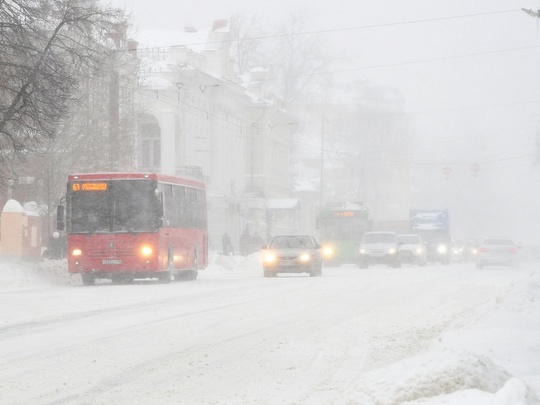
[[409, 209, 451, 264]]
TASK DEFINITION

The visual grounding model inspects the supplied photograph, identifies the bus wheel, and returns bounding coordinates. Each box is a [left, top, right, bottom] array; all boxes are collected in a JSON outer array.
[[189, 246, 199, 280], [158, 271, 172, 283], [81, 274, 95, 286], [158, 257, 173, 283]]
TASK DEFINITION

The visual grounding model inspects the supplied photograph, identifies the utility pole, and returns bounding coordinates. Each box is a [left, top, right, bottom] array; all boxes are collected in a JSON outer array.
[[522, 8, 540, 37], [319, 115, 325, 209]]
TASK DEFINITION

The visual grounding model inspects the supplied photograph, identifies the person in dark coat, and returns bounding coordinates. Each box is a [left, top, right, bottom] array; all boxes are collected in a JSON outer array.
[[240, 229, 251, 256], [250, 231, 263, 254], [48, 231, 65, 259], [222, 232, 232, 255]]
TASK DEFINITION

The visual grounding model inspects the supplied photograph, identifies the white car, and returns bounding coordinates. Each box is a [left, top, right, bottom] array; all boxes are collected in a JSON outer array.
[[476, 238, 519, 268], [397, 234, 427, 266], [358, 231, 401, 268]]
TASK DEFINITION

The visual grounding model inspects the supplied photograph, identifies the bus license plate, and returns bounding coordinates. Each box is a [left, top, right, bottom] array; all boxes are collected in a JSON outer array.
[[102, 259, 122, 264]]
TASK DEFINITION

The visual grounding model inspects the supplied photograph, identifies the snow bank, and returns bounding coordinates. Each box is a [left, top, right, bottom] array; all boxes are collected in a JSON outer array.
[[0, 259, 77, 288], [210, 251, 262, 275], [336, 268, 540, 405], [338, 349, 536, 404], [0, 251, 261, 289]]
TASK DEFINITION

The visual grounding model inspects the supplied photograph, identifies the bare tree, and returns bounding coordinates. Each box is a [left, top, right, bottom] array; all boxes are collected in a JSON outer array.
[[0, 0, 127, 185], [230, 14, 265, 76], [229, 10, 335, 105], [268, 10, 333, 104]]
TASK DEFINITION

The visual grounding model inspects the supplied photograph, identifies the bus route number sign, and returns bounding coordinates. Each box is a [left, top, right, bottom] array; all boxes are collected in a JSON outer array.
[[72, 182, 108, 192], [333, 211, 355, 217]]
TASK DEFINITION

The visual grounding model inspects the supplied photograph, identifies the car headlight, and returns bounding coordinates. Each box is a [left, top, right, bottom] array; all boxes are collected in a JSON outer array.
[[388, 247, 397, 255], [299, 253, 312, 262], [322, 245, 334, 258], [437, 245, 448, 254], [263, 252, 277, 264], [415, 248, 423, 254], [359, 248, 366, 254]]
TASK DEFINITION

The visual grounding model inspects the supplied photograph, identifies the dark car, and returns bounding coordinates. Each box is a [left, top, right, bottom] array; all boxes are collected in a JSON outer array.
[[424, 237, 451, 264], [262, 235, 323, 277]]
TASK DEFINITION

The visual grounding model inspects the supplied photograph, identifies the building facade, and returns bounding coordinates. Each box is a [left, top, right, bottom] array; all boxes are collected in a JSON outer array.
[[135, 22, 298, 251]]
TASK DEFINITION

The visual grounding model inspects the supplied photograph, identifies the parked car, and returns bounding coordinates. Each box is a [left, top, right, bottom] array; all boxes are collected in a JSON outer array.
[[476, 238, 519, 268], [262, 235, 323, 277], [358, 231, 401, 268], [397, 234, 427, 266]]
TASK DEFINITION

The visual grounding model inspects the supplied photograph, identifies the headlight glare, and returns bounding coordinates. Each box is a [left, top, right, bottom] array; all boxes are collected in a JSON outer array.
[[263, 252, 277, 264], [141, 246, 153, 257], [322, 245, 334, 257], [299, 253, 312, 262]]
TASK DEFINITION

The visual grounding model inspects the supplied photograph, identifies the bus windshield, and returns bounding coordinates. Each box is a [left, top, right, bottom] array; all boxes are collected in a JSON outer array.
[[68, 180, 159, 234], [320, 217, 367, 241]]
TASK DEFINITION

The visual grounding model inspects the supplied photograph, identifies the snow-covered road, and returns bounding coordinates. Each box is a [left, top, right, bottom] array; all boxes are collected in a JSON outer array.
[[1, 258, 539, 404]]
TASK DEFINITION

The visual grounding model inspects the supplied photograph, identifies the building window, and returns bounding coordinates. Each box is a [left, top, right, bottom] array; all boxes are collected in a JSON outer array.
[[138, 114, 161, 169]]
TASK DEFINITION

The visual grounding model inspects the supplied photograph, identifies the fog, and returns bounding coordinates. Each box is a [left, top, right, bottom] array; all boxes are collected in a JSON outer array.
[[109, 0, 540, 243]]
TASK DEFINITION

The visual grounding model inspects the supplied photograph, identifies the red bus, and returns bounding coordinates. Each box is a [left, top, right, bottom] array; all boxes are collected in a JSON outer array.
[[57, 172, 208, 285]]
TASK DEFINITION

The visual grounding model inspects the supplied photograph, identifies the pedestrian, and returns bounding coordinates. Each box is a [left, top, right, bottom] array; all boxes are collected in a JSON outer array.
[[250, 231, 263, 254], [240, 229, 251, 256], [222, 232, 232, 255], [48, 231, 65, 259]]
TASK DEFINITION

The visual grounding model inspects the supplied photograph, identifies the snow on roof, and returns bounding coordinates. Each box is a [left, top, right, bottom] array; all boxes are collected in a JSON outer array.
[[2, 199, 24, 213], [22, 202, 40, 217]]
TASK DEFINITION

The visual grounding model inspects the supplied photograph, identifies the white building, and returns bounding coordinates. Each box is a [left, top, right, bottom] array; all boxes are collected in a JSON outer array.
[[134, 21, 298, 251]]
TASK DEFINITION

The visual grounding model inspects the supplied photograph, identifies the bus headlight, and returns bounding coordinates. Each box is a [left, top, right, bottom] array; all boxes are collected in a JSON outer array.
[[141, 246, 153, 257], [72, 249, 82, 256]]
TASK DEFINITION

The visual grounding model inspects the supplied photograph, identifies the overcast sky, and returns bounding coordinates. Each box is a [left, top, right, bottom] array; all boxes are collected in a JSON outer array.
[[107, 0, 540, 242], [108, 0, 540, 149]]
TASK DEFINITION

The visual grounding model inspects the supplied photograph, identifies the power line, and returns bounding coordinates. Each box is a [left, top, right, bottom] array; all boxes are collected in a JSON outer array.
[[153, 9, 519, 49]]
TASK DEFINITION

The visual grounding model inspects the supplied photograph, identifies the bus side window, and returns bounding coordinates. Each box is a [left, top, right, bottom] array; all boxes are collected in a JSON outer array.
[[162, 184, 174, 228], [154, 188, 164, 228]]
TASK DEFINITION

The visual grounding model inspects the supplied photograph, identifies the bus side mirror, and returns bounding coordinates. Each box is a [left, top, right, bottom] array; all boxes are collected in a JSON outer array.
[[57, 205, 65, 231]]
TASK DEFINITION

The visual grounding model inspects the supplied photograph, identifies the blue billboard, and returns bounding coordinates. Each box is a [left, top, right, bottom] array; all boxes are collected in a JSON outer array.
[[409, 209, 449, 231]]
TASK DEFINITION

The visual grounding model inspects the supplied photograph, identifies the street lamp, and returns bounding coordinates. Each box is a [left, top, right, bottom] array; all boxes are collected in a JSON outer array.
[[522, 8, 540, 18], [522, 8, 540, 35]]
